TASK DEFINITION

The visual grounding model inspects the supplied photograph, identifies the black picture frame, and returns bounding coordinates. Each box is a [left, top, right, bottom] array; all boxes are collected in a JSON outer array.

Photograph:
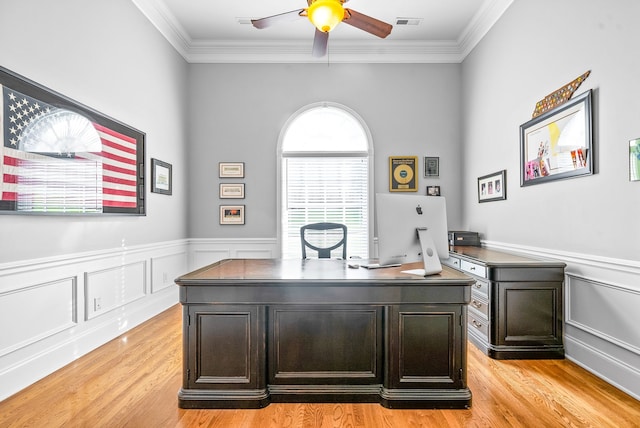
[[520, 90, 593, 186], [0, 66, 145, 215], [478, 170, 507, 203], [151, 158, 172, 195], [426, 185, 441, 196], [424, 157, 439, 177]]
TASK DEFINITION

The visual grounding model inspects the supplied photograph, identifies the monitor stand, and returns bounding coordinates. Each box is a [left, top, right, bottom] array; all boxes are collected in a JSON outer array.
[[401, 227, 443, 276]]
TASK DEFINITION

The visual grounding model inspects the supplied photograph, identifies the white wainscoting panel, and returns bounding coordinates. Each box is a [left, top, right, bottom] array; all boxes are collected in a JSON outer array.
[[567, 275, 640, 354], [151, 252, 188, 293], [85, 261, 147, 320], [0, 277, 77, 357]]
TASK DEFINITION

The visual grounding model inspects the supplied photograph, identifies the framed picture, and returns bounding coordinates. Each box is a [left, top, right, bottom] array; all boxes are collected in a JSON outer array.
[[0, 66, 145, 215], [426, 185, 441, 196], [424, 157, 440, 177], [520, 89, 593, 186], [220, 205, 245, 225], [389, 156, 418, 192], [478, 170, 507, 203], [219, 162, 244, 178], [630, 138, 640, 182], [219, 183, 245, 199], [151, 158, 172, 195]]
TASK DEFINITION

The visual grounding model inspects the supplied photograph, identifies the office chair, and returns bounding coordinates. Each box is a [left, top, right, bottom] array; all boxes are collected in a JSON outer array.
[[300, 222, 347, 259]]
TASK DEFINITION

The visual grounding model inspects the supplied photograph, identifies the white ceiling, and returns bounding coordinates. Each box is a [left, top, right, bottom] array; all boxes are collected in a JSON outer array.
[[131, 0, 513, 63]]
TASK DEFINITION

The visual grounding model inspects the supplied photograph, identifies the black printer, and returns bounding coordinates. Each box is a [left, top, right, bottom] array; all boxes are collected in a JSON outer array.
[[448, 231, 480, 247]]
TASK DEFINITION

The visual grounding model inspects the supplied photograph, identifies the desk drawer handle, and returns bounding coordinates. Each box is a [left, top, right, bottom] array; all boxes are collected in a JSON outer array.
[[473, 283, 482, 289], [472, 320, 483, 329], [472, 300, 483, 309]]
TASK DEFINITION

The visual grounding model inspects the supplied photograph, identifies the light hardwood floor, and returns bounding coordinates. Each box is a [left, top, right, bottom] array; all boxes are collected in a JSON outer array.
[[1, 304, 639, 427]]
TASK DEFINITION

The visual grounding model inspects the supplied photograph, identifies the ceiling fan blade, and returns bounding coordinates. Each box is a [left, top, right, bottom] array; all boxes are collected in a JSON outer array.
[[343, 9, 392, 38], [312, 29, 329, 57], [251, 9, 306, 29]]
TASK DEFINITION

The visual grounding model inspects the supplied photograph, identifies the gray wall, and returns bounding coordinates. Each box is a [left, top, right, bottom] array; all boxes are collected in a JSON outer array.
[[187, 63, 464, 241], [461, 0, 640, 260], [0, 0, 189, 263]]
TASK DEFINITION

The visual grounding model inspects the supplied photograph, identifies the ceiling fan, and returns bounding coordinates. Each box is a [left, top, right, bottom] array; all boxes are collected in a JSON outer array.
[[251, 0, 393, 57]]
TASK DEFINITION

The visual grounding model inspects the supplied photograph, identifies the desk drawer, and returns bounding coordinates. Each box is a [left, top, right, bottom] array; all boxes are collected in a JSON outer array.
[[461, 260, 486, 278], [470, 278, 489, 297], [447, 256, 461, 269], [468, 310, 488, 338], [470, 293, 489, 318]]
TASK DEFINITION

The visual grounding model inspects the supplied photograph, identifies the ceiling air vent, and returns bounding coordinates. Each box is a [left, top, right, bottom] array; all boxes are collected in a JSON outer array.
[[395, 18, 422, 26]]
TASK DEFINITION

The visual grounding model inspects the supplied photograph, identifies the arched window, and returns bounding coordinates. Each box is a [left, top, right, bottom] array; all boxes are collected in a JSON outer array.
[[278, 102, 373, 259]]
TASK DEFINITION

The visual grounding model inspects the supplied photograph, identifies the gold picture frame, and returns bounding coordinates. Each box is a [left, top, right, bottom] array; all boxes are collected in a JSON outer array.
[[389, 156, 418, 192]]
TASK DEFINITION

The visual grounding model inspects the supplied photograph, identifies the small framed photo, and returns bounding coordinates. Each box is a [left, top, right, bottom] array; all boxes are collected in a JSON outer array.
[[220, 205, 245, 225], [424, 157, 440, 177], [478, 170, 507, 203], [219, 162, 244, 178], [389, 156, 418, 192], [426, 185, 441, 196], [219, 183, 245, 199], [151, 158, 172, 195]]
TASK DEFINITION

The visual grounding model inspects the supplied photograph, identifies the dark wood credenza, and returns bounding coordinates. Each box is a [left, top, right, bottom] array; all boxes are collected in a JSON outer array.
[[175, 258, 475, 409], [444, 246, 566, 360]]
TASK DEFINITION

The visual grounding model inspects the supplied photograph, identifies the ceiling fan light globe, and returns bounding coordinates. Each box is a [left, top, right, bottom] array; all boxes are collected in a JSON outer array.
[[307, 0, 344, 33]]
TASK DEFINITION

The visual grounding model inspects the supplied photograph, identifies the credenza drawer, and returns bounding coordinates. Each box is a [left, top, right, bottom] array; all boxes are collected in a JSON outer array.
[[470, 293, 489, 318], [470, 278, 489, 297], [468, 310, 488, 338], [448, 256, 461, 269], [461, 260, 486, 278]]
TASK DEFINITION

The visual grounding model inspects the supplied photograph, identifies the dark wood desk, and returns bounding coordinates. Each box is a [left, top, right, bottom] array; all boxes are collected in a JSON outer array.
[[445, 247, 565, 359], [175, 259, 474, 409]]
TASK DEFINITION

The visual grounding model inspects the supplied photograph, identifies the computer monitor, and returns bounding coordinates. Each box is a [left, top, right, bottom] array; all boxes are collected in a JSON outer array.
[[375, 193, 449, 275]]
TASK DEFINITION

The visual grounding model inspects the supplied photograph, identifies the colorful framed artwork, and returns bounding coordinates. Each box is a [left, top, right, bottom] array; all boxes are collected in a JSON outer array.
[[478, 170, 506, 203], [220, 205, 245, 225], [630, 138, 640, 182], [0, 66, 145, 215], [151, 158, 172, 195], [219, 162, 244, 178], [389, 156, 418, 192], [219, 183, 245, 199], [520, 90, 593, 187], [424, 157, 439, 177]]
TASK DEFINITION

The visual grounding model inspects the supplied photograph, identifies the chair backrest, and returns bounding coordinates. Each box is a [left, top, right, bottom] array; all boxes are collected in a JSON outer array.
[[300, 222, 347, 259]]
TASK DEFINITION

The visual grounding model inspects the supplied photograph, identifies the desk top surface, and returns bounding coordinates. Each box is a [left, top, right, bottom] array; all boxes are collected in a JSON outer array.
[[176, 258, 473, 286], [449, 246, 566, 267]]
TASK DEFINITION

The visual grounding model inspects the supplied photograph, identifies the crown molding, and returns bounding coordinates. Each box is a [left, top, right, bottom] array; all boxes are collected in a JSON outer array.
[[132, 0, 513, 64]]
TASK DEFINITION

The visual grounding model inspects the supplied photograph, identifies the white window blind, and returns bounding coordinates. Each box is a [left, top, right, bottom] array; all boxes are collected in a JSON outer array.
[[281, 156, 369, 259]]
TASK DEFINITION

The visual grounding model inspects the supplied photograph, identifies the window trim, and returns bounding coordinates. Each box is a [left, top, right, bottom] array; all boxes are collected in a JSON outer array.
[[276, 101, 375, 258]]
